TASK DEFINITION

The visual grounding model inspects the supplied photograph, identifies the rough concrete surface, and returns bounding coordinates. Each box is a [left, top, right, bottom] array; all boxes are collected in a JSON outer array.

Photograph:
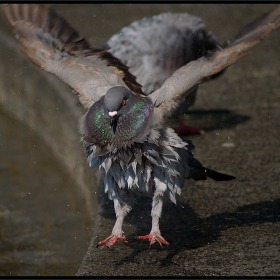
[[0, 3, 279, 277]]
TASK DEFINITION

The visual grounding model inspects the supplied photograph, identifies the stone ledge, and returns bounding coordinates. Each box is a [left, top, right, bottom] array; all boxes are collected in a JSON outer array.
[[0, 21, 98, 221]]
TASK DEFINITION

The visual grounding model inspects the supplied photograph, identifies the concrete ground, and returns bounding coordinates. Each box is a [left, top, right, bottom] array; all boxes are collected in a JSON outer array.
[[0, 3, 279, 277]]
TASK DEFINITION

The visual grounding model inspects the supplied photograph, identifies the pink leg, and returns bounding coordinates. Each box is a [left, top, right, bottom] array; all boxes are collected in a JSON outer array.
[[174, 116, 204, 135], [137, 189, 169, 247], [97, 191, 131, 248]]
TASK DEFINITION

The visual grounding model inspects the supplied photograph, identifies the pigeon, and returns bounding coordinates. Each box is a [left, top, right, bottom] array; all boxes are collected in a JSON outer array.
[[105, 12, 224, 135], [1, 4, 280, 247]]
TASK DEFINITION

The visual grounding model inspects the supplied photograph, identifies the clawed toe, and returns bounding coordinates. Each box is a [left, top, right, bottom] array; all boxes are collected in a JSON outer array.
[[137, 234, 169, 246], [97, 234, 128, 248]]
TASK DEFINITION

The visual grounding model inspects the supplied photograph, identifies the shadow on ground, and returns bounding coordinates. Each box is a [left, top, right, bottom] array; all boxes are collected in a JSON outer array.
[[169, 109, 251, 135], [98, 194, 280, 267]]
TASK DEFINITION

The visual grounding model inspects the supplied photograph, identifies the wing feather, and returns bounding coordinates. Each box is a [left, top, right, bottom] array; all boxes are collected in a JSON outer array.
[[0, 4, 143, 109], [149, 5, 280, 115]]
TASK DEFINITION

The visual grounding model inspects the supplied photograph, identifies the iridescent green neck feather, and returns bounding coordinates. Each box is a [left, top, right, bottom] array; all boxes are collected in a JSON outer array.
[[85, 96, 153, 147]]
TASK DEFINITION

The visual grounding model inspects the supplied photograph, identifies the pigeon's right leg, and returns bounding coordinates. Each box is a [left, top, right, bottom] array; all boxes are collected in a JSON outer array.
[[137, 189, 169, 246], [97, 190, 132, 248]]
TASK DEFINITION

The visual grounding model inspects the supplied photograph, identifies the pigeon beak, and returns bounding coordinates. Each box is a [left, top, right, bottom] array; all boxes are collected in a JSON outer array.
[[108, 111, 118, 127], [110, 118, 115, 127]]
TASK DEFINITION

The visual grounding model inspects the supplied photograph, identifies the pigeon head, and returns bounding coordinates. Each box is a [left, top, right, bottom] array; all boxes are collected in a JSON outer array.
[[83, 86, 154, 147], [104, 86, 133, 128]]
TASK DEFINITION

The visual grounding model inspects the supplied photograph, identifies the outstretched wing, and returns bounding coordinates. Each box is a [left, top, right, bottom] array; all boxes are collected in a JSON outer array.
[[0, 4, 143, 109], [149, 5, 280, 115], [106, 12, 219, 95]]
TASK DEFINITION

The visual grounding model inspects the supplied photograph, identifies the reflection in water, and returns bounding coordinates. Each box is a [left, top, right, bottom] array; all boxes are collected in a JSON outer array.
[[0, 106, 92, 276]]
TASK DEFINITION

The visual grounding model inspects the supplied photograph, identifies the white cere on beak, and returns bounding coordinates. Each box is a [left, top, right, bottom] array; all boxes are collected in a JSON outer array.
[[108, 111, 118, 117]]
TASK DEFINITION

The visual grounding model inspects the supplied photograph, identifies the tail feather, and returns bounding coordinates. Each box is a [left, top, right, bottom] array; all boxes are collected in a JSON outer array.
[[203, 167, 236, 181], [188, 157, 235, 181]]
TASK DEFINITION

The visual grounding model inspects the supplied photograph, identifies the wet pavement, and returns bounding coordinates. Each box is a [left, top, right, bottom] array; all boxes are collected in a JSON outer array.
[[0, 3, 279, 277]]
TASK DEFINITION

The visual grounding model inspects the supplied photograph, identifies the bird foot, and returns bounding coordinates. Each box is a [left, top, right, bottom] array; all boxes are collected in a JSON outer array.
[[174, 116, 204, 135], [137, 234, 169, 247], [97, 234, 128, 248]]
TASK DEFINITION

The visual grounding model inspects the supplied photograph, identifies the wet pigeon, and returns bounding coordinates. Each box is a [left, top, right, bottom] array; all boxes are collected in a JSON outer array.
[[1, 4, 280, 247], [105, 13, 224, 135]]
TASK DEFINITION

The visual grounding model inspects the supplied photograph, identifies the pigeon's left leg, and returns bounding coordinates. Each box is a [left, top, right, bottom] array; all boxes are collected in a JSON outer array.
[[97, 190, 132, 248], [137, 189, 169, 246]]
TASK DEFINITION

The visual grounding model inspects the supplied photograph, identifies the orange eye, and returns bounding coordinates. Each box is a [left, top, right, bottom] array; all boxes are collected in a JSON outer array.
[[122, 99, 126, 106]]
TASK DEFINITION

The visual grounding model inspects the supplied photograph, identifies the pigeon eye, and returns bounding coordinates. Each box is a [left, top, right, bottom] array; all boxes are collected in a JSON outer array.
[[122, 99, 126, 106]]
